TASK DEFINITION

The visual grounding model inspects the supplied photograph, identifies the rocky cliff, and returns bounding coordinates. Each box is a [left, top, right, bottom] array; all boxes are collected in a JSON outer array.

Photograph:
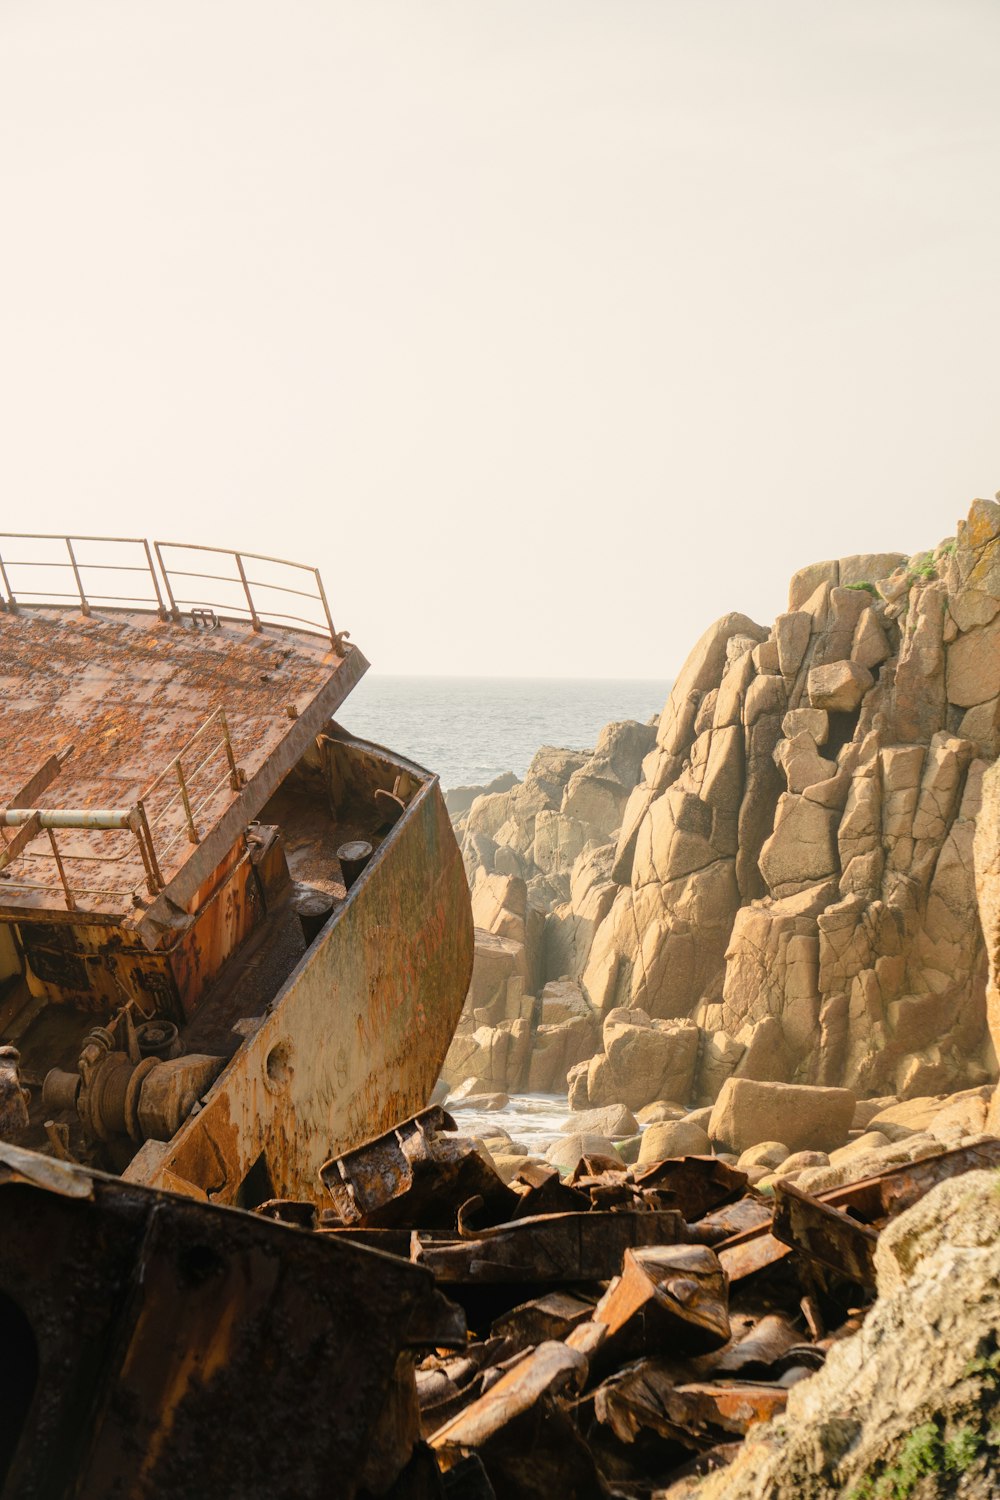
[[447, 497, 1000, 1116]]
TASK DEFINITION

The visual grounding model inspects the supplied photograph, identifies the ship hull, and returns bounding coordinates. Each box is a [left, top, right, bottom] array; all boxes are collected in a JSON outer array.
[[132, 733, 474, 1206]]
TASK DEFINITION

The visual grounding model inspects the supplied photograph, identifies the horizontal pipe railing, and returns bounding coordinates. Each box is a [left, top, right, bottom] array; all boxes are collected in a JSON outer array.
[[0, 533, 339, 650], [0, 533, 342, 911], [0, 808, 134, 830], [0, 534, 167, 619], [153, 540, 337, 646], [0, 701, 245, 907]]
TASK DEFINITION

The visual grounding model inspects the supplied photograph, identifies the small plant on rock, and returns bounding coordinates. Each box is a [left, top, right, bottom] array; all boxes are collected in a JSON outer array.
[[907, 553, 937, 584]]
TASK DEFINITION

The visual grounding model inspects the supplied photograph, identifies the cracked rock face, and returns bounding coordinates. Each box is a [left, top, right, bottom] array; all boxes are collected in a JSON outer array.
[[573, 502, 1000, 1108], [455, 499, 1000, 1112]]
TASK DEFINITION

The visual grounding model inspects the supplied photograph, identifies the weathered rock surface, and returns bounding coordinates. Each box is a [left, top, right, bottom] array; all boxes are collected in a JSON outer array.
[[545, 1132, 618, 1173], [708, 1078, 856, 1154], [567, 504, 1000, 1110], [445, 498, 1000, 1118], [699, 1169, 1000, 1499], [557, 1102, 637, 1139], [635, 1117, 711, 1163], [974, 755, 1000, 1133]]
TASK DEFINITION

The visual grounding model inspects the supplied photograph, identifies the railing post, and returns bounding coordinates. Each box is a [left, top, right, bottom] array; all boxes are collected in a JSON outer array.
[[64, 537, 91, 616], [136, 801, 164, 889], [0, 543, 17, 612], [46, 828, 78, 910], [174, 760, 199, 843], [234, 552, 262, 632], [132, 802, 163, 894], [313, 567, 337, 648], [142, 539, 169, 620], [217, 709, 243, 791], [153, 542, 183, 623]]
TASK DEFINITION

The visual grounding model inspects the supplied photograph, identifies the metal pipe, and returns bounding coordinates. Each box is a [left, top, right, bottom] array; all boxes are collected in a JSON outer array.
[[152, 540, 182, 622], [174, 761, 199, 843], [46, 828, 77, 910], [0, 544, 17, 610], [0, 808, 134, 830], [64, 537, 91, 616], [135, 801, 163, 891], [141, 537, 168, 618], [218, 709, 242, 790], [0, 531, 148, 543], [234, 552, 262, 632], [154, 540, 318, 573], [313, 567, 337, 647]]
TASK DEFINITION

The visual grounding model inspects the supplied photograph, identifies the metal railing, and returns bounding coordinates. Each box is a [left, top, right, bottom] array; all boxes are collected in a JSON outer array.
[[0, 533, 339, 649], [0, 534, 168, 618], [0, 804, 163, 910], [140, 706, 246, 864], [153, 541, 337, 646], [0, 531, 341, 910], [0, 707, 247, 909]]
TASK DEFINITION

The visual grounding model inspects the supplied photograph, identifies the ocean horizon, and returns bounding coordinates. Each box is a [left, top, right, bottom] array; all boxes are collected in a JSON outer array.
[[340, 674, 672, 790]]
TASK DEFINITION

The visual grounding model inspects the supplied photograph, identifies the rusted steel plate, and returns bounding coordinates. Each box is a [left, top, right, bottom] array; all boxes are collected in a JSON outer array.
[[710, 1313, 802, 1377], [716, 1141, 1000, 1287], [431, 1342, 605, 1499], [431, 1341, 586, 1450], [490, 1290, 597, 1356], [589, 1244, 731, 1363], [692, 1195, 772, 1245], [413, 1210, 689, 1285], [321, 1105, 456, 1217], [632, 1156, 750, 1220], [772, 1181, 878, 1288], [510, 1162, 591, 1219], [417, 1338, 512, 1436], [717, 1230, 791, 1283], [0, 1162, 459, 1500], [319, 1225, 414, 1258], [819, 1137, 1000, 1224], [593, 1360, 788, 1450], [320, 1105, 517, 1230]]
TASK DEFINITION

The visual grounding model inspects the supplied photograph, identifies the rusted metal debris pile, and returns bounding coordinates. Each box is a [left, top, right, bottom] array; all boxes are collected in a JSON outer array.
[[252, 1107, 1000, 1499]]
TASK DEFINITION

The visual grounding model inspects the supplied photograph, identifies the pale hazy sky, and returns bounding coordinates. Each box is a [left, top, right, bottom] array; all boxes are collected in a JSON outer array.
[[2, 3, 998, 675]]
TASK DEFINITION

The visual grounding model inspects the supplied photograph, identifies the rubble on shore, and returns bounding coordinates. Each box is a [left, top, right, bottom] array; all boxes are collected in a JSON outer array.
[[261, 1104, 1000, 1499]]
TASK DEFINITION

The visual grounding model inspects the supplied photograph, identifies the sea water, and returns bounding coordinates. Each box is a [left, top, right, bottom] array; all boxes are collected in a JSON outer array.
[[341, 674, 671, 790], [342, 675, 671, 1151]]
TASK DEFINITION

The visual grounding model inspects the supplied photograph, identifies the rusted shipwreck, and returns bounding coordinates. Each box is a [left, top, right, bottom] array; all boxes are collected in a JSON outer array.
[[0, 534, 474, 1496], [0, 533, 472, 1202]]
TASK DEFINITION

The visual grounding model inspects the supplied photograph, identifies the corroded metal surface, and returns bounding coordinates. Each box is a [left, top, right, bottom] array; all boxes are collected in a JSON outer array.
[[430, 1343, 604, 1499], [632, 1156, 750, 1220], [413, 1210, 689, 1285], [717, 1137, 1000, 1284], [0, 1161, 463, 1499], [594, 1362, 789, 1449], [320, 1105, 518, 1229], [590, 1243, 731, 1362], [772, 1179, 878, 1289], [141, 742, 475, 1204], [0, 604, 361, 920]]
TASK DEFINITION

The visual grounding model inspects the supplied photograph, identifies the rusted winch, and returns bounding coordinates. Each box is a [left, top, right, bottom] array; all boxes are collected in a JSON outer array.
[[42, 1025, 223, 1146]]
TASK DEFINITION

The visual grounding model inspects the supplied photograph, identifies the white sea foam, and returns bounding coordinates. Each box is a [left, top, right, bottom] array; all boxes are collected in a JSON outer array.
[[447, 1092, 571, 1155]]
